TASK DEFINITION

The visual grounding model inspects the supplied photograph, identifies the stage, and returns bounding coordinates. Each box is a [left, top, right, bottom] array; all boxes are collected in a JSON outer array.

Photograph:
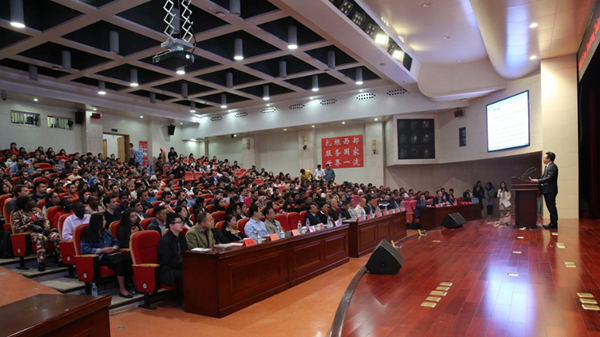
[[334, 218, 600, 337]]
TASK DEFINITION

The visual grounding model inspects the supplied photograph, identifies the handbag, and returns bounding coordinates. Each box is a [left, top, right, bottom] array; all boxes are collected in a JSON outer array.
[[29, 224, 43, 233]]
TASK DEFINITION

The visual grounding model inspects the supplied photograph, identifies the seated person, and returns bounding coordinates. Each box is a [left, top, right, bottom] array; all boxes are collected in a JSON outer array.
[[243, 204, 269, 238], [158, 213, 188, 290], [432, 190, 448, 206], [61, 201, 91, 242], [80, 213, 133, 298], [263, 207, 283, 234], [85, 195, 105, 215], [12, 196, 62, 272], [340, 199, 355, 220], [102, 194, 122, 226], [222, 214, 243, 242], [118, 208, 142, 248], [462, 190, 472, 202], [147, 204, 168, 236], [187, 211, 226, 249], [306, 203, 322, 226], [354, 198, 367, 219], [414, 194, 430, 221]]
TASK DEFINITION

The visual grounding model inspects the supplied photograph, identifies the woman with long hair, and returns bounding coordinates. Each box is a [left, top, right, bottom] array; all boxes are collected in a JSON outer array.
[[81, 213, 133, 298], [12, 196, 61, 271], [175, 206, 193, 228], [118, 208, 142, 248], [222, 214, 243, 242], [484, 182, 495, 218], [497, 181, 511, 217]]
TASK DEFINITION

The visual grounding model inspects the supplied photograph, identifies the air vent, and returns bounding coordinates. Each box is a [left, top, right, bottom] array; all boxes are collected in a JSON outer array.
[[387, 88, 408, 96], [211, 116, 223, 121], [261, 107, 277, 115], [289, 103, 305, 110], [320, 99, 337, 105], [235, 112, 248, 118], [356, 93, 376, 100], [422, 111, 437, 114]]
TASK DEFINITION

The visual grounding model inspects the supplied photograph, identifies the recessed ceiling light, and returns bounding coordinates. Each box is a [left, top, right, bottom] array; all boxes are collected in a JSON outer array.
[[359, 89, 364, 92], [374, 118, 378, 121], [422, 3, 432, 7], [442, 36, 450, 40], [283, 128, 287, 131], [221, 104, 227, 109], [33, 98, 38, 102], [92, 107, 97, 111], [267, 103, 271, 106], [180, 122, 183, 125], [190, 109, 196, 113], [530, 22, 538, 28], [530, 55, 537, 60], [342, 121, 346, 125], [140, 116, 144, 118], [311, 125, 315, 128], [309, 96, 314, 100], [176, 68, 185, 75]]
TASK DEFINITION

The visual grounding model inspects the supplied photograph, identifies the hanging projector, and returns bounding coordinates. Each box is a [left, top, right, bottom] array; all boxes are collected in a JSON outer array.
[[153, 1, 195, 69], [152, 38, 195, 69]]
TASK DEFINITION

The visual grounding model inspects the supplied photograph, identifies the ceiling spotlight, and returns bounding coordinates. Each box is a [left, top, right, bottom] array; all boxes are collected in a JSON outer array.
[[9, 0, 25, 28], [530, 22, 539, 28], [288, 25, 298, 50], [230, 0, 241, 16], [98, 81, 106, 95], [283, 128, 287, 131], [530, 55, 538, 60], [33, 98, 38, 102], [221, 94, 227, 109], [374, 118, 378, 121], [359, 89, 364, 92], [267, 103, 271, 107], [392, 50, 405, 61], [92, 107, 97, 111], [312, 75, 319, 92], [311, 125, 315, 128], [109, 31, 119, 54], [375, 33, 389, 46], [355, 68, 363, 85], [180, 122, 183, 125], [234, 38, 244, 61], [190, 101, 196, 113], [309, 96, 314, 100], [263, 85, 270, 101], [176, 67, 186, 75], [130, 68, 139, 87], [140, 116, 144, 119], [342, 121, 346, 125]]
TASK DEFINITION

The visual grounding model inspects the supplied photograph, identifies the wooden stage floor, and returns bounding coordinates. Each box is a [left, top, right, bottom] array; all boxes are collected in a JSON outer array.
[[341, 218, 600, 337]]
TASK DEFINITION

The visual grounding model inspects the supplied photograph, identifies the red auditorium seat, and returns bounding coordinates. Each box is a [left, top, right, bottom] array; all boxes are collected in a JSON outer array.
[[216, 220, 224, 232], [237, 218, 250, 238], [275, 214, 290, 231], [58, 213, 78, 278], [108, 221, 120, 241], [73, 224, 117, 294], [130, 230, 179, 310], [212, 211, 226, 223], [287, 212, 301, 229], [141, 217, 154, 230], [299, 211, 308, 225], [0, 195, 12, 231]]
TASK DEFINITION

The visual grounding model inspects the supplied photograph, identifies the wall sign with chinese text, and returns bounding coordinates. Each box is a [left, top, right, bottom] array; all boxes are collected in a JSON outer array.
[[321, 135, 364, 168]]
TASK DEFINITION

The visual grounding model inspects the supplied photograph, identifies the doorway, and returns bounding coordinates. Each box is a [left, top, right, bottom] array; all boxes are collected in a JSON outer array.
[[102, 133, 131, 164]]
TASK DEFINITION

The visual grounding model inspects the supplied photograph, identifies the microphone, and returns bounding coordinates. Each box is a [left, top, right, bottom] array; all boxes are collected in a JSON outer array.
[[526, 168, 537, 180], [518, 166, 535, 180]]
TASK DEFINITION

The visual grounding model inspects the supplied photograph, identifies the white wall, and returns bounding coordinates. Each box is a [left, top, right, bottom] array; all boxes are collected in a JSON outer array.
[[208, 137, 242, 164], [0, 100, 82, 153], [102, 134, 122, 158], [255, 131, 299, 175]]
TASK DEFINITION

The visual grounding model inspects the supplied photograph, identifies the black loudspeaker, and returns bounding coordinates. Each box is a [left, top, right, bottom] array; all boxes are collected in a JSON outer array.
[[442, 213, 466, 228], [75, 110, 84, 124], [167, 124, 176, 136], [365, 240, 403, 274]]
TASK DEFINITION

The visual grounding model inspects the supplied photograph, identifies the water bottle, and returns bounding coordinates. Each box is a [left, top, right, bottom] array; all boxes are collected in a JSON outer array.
[[91, 282, 98, 296], [305, 217, 310, 232], [253, 230, 260, 243], [297, 221, 302, 232], [327, 216, 332, 228], [384, 206, 388, 214]]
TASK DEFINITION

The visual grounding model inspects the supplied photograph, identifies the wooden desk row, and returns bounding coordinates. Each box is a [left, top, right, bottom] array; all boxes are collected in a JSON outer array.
[[182, 211, 407, 318]]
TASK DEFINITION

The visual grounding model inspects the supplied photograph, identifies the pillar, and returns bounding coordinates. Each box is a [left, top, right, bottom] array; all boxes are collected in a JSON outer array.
[[365, 122, 385, 186]]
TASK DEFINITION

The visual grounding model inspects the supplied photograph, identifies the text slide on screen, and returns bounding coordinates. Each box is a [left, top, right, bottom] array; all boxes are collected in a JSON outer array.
[[486, 91, 530, 152]]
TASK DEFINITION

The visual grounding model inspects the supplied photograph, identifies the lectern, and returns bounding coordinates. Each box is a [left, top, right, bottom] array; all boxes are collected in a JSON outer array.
[[511, 177, 539, 228]]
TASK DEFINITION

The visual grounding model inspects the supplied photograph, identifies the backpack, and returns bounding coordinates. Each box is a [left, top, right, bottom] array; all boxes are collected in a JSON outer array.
[[0, 230, 14, 258]]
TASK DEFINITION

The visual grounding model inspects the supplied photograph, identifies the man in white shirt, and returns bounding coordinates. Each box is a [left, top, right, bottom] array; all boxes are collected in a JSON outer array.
[[314, 164, 325, 181], [244, 205, 269, 238], [354, 198, 367, 219], [62, 202, 91, 241]]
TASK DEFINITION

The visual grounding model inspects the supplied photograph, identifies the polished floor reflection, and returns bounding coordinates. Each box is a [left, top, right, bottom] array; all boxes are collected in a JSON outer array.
[[342, 219, 600, 337]]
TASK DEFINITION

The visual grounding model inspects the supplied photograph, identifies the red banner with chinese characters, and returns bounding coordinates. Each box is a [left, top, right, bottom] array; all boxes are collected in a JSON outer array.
[[321, 135, 364, 168], [139, 141, 148, 167]]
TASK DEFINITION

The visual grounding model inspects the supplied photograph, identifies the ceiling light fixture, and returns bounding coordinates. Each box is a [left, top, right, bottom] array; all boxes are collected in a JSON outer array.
[[221, 94, 227, 109], [279, 60, 287, 78], [62, 50, 71, 70], [33, 98, 38, 102], [92, 107, 97, 111], [98, 81, 106, 95], [109, 31, 119, 54], [530, 55, 538, 60], [181, 82, 188, 99], [9, 0, 25, 28], [263, 85, 270, 100], [226, 72, 233, 88], [312, 75, 319, 92], [530, 22, 538, 28], [355, 68, 363, 85], [176, 67, 185, 75], [149, 92, 156, 104], [229, 0, 241, 16], [288, 25, 298, 50], [130, 68, 139, 87], [442, 36, 450, 40], [374, 118, 378, 121], [180, 122, 183, 125], [234, 38, 244, 61], [392, 50, 405, 61], [29, 64, 37, 81], [375, 33, 389, 46], [312, 125, 315, 128], [327, 50, 336, 70], [422, 3, 432, 7], [283, 128, 287, 131], [140, 116, 144, 119], [190, 101, 196, 113], [342, 121, 346, 124]]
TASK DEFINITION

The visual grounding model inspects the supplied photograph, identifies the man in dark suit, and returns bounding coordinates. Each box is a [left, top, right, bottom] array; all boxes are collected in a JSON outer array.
[[532, 152, 558, 229]]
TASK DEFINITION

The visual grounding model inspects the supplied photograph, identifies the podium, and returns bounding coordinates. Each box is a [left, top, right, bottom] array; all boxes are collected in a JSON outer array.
[[511, 177, 539, 228]]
